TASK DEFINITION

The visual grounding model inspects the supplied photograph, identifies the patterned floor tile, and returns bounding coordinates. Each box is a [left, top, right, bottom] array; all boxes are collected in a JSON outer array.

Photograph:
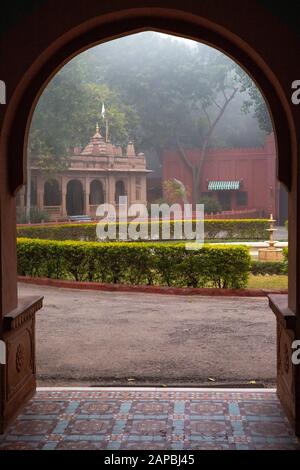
[[66, 418, 114, 435], [77, 401, 120, 415], [55, 440, 108, 450], [7, 419, 56, 436], [189, 401, 225, 416], [0, 440, 44, 450], [0, 388, 299, 450]]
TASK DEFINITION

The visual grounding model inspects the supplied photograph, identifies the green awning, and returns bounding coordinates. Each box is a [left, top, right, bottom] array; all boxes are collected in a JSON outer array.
[[208, 180, 240, 191]]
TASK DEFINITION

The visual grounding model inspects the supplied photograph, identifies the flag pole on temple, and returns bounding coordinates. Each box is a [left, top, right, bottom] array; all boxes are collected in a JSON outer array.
[[101, 103, 109, 142]]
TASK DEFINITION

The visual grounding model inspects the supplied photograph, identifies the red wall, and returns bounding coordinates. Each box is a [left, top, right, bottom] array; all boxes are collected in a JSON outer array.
[[162, 134, 277, 217]]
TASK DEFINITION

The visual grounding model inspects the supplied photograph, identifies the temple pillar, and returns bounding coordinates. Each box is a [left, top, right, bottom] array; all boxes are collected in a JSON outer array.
[[141, 175, 147, 205], [84, 177, 90, 216], [104, 178, 108, 204], [36, 177, 44, 210], [61, 177, 67, 217], [108, 174, 115, 205], [126, 175, 131, 205], [19, 187, 25, 208]]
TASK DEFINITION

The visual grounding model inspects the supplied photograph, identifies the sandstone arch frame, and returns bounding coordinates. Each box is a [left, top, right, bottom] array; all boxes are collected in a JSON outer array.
[[0, 1, 300, 434]]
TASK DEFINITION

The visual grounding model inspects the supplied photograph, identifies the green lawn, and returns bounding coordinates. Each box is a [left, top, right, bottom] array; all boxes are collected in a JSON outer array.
[[247, 274, 288, 290]]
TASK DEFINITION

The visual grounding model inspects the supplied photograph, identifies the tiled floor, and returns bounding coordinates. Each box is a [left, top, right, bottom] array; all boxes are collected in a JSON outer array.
[[1, 388, 299, 450]]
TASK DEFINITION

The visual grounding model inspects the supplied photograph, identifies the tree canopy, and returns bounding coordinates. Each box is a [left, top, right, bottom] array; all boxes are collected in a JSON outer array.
[[29, 32, 272, 173]]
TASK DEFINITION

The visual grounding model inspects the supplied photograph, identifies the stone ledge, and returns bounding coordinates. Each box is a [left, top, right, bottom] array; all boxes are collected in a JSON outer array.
[[3, 296, 43, 330], [268, 294, 296, 330]]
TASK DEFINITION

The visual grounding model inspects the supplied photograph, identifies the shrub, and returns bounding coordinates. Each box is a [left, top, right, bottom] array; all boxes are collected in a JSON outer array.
[[17, 222, 96, 241], [203, 219, 269, 239], [282, 247, 288, 274], [199, 196, 222, 214], [17, 238, 251, 289], [251, 260, 286, 275], [16, 219, 269, 241], [17, 207, 50, 224], [163, 179, 187, 204]]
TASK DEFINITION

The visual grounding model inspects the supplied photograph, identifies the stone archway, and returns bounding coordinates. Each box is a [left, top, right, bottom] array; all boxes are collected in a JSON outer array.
[[89, 180, 104, 205], [44, 179, 61, 206], [115, 180, 126, 204], [66, 180, 84, 216], [1, 2, 300, 435]]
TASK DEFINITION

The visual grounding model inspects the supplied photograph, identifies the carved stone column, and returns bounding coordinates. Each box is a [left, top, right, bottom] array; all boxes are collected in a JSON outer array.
[[85, 177, 90, 216], [108, 174, 115, 205], [141, 175, 147, 205], [129, 174, 135, 205], [61, 177, 67, 217], [19, 187, 26, 208], [36, 177, 44, 210], [0, 296, 43, 433], [269, 295, 297, 432]]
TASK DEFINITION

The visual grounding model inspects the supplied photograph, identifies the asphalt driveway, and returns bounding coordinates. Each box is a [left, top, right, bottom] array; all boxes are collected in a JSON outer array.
[[19, 283, 276, 387]]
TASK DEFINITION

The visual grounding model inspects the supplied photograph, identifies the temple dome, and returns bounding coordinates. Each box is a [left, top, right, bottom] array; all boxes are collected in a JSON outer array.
[[80, 123, 107, 156], [79, 123, 137, 158]]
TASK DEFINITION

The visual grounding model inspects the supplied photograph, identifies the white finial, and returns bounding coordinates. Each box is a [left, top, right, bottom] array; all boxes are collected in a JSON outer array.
[[101, 103, 106, 119]]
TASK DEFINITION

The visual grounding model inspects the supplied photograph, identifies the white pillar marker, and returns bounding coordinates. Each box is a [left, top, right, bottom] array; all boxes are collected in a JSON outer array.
[[0, 340, 6, 365], [0, 80, 6, 104]]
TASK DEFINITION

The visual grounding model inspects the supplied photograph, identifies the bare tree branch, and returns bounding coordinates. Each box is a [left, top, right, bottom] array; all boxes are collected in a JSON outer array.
[[201, 104, 212, 129], [175, 86, 238, 204], [211, 98, 222, 110], [175, 133, 194, 172], [199, 86, 238, 163], [222, 89, 228, 102]]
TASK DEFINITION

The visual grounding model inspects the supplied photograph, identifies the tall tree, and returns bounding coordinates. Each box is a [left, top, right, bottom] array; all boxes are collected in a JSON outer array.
[[83, 33, 269, 170], [28, 62, 138, 217], [174, 49, 240, 203], [238, 72, 273, 133], [28, 32, 271, 207]]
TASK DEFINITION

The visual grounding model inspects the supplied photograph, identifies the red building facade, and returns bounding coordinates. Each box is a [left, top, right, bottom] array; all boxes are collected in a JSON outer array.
[[162, 134, 286, 220]]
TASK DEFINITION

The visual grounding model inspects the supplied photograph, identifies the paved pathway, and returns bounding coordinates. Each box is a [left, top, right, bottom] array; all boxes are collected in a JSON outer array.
[[19, 283, 277, 386], [1, 388, 299, 450]]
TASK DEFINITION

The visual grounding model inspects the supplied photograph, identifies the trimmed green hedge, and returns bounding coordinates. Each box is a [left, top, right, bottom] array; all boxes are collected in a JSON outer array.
[[16, 219, 269, 241], [17, 238, 251, 289], [203, 219, 268, 240], [251, 261, 286, 275], [282, 247, 288, 274]]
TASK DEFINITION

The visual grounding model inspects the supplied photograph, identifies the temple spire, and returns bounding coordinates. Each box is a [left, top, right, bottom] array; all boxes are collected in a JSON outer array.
[[96, 122, 100, 134], [127, 140, 136, 157]]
